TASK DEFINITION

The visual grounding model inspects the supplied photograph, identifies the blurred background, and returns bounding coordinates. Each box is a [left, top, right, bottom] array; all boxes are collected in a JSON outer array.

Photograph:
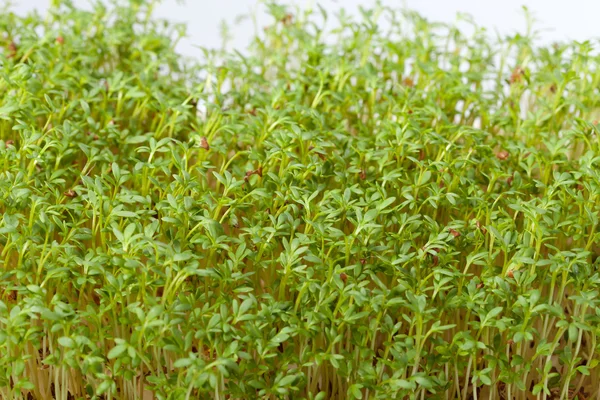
[[9, 0, 600, 56]]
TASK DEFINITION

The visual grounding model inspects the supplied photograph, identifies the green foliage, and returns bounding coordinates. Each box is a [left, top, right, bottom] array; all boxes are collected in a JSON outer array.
[[1, 0, 600, 399]]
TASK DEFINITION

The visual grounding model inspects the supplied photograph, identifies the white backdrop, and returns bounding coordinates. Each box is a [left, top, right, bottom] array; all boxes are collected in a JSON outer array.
[[10, 0, 600, 56]]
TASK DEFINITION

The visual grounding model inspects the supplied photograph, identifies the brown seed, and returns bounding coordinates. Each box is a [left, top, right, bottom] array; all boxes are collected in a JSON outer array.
[[245, 167, 263, 181], [506, 175, 514, 185], [496, 150, 509, 160], [7, 42, 17, 58], [432, 255, 439, 266], [449, 228, 460, 238], [418, 149, 425, 161], [359, 169, 366, 180], [360, 259, 366, 265], [407, 109, 413, 114], [402, 77, 414, 87], [199, 136, 210, 150], [507, 339, 515, 345], [64, 189, 77, 198], [476, 220, 487, 235], [56, 36, 64, 44], [281, 14, 293, 26], [5, 140, 13, 146], [507, 270, 514, 278], [577, 183, 584, 191], [340, 273, 347, 283], [509, 66, 524, 84], [476, 283, 484, 289]]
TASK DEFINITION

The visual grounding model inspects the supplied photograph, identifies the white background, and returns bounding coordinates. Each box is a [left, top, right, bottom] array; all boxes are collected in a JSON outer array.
[[9, 0, 600, 56]]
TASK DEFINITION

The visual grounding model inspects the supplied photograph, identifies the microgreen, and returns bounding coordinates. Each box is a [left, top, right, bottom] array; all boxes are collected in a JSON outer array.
[[1, 0, 600, 399]]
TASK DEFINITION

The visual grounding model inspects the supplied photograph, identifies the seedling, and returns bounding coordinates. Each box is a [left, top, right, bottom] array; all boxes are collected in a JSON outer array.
[[0, 0, 599, 399]]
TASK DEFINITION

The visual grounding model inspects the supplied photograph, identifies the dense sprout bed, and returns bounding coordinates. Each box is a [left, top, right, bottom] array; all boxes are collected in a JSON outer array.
[[1, 1, 600, 399]]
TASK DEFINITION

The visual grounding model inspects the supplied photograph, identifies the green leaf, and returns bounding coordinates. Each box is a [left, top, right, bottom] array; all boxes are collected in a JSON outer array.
[[107, 345, 128, 359], [349, 384, 363, 399], [58, 337, 75, 348], [174, 358, 193, 368]]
